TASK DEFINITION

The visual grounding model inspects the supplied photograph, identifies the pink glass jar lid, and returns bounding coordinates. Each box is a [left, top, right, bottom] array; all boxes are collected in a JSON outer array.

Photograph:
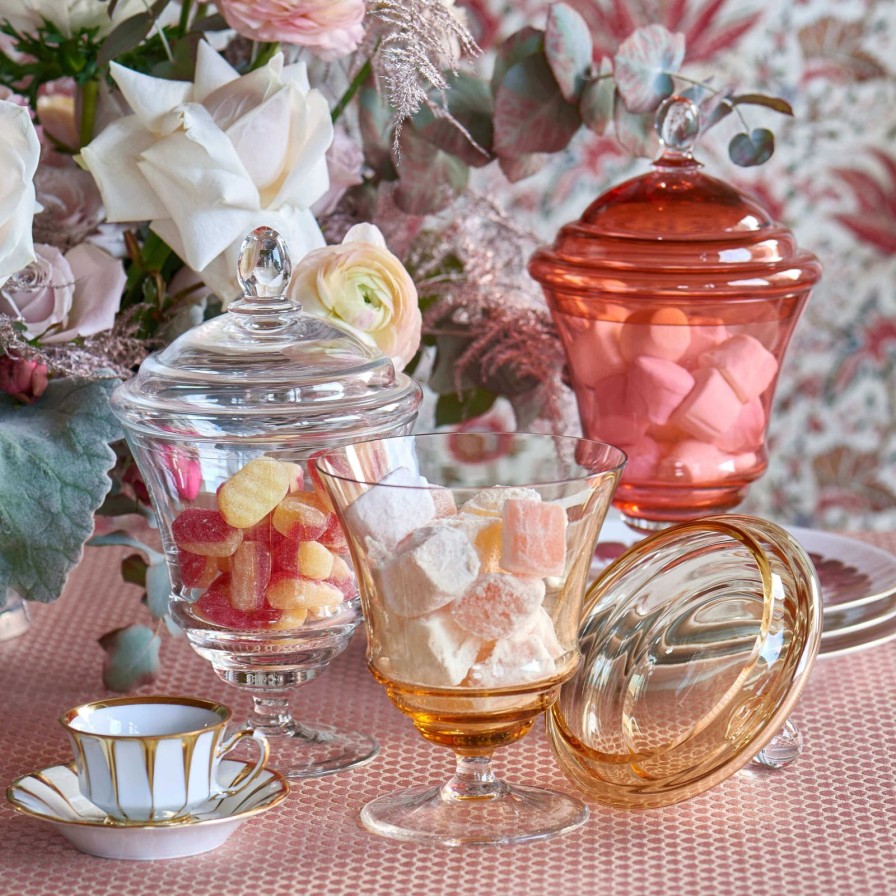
[[529, 97, 822, 302], [547, 515, 822, 808], [112, 227, 421, 443]]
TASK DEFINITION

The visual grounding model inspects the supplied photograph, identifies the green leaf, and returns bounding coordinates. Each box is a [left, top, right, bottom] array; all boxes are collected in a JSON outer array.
[[545, 3, 593, 103], [729, 93, 794, 116], [97, 13, 155, 66], [580, 58, 615, 135], [729, 128, 775, 167], [99, 625, 160, 692], [491, 26, 544, 93], [0, 378, 122, 603], [358, 85, 397, 180], [493, 54, 582, 155], [88, 529, 164, 565], [435, 389, 498, 427], [394, 125, 469, 215], [121, 553, 148, 588], [498, 152, 547, 183], [613, 89, 659, 159], [614, 24, 685, 114], [145, 560, 172, 621]]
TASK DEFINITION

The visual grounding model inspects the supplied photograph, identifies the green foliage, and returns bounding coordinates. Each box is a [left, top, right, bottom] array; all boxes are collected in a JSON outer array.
[[99, 624, 161, 691], [0, 378, 122, 603]]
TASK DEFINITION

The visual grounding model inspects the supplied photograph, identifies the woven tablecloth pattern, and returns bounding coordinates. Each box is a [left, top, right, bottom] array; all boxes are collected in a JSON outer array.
[[2, 533, 895, 896]]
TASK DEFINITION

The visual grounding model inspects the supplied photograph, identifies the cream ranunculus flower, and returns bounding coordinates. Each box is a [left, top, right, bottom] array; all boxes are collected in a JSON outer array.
[[290, 224, 422, 372], [80, 41, 333, 303], [0, 99, 39, 288], [0, 0, 148, 37]]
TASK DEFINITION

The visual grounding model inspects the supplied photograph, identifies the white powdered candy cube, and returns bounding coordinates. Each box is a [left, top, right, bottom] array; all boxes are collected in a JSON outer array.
[[382, 608, 482, 687], [452, 573, 546, 640], [460, 486, 541, 518], [467, 608, 564, 688], [380, 524, 480, 617], [344, 467, 436, 550]]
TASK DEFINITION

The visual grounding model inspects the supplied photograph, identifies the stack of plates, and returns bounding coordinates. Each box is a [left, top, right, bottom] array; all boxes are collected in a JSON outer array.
[[591, 517, 896, 659]]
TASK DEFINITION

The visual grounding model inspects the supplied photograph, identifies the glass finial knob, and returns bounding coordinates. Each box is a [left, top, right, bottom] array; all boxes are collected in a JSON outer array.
[[237, 226, 292, 299], [655, 95, 700, 156]]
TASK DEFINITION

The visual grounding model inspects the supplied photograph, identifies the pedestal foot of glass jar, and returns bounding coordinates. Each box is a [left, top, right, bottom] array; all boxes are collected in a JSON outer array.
[[751, 717, 803, 770], [244, 694, 379, 779]]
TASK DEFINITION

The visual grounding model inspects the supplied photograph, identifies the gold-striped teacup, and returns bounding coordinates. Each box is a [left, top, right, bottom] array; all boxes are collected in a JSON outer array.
[[60, 695, 269, 822]]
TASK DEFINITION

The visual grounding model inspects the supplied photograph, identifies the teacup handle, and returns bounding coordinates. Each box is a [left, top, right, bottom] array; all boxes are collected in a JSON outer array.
[[215, 728, 270, 797]]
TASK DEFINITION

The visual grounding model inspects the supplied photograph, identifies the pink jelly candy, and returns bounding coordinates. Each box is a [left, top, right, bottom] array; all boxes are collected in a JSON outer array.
[[271, 493, 329, 541], [194, 574, 280, 630], [452, 573, 546, 640], [501, 499, 568, 577], [179, 550, 220, 589], [229, 540, 272, 612], [317, 514, 349, 553], [172, 508, 243, 558]]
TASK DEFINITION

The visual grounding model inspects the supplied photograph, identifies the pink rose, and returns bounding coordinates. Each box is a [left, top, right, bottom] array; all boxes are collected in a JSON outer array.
[[0, 242, 125, 344], [32, 161, 104, 250], [0, 356, 48, 403], [312, 128, 365, 217], [215, 0, 366, 59]]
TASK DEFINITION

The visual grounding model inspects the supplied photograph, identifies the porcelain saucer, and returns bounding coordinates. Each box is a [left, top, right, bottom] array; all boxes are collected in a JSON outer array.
[[6, 758, 289, 860]]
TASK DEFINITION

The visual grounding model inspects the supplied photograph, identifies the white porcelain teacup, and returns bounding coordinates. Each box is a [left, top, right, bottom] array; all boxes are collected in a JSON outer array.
[[60, 695, 269, 822]]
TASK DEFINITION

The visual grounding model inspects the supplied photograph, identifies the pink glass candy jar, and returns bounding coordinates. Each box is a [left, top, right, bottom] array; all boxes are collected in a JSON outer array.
[[529, 97, 822, 530]]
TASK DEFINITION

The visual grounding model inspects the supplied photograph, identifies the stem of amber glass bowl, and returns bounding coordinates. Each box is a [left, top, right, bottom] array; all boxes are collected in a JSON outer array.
[[440, 755, 509, 802]]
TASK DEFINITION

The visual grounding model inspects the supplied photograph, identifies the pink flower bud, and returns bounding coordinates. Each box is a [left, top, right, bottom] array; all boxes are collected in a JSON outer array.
[[0, 355, 49, 403]]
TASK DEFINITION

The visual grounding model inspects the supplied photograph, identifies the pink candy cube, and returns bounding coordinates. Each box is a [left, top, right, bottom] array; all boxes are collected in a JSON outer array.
[[501, 499, 567, 577], [627, 356, 695, 425], [452, 573, 545, 640], [670, 367, 743, 441], [699, 334, 778, 403]]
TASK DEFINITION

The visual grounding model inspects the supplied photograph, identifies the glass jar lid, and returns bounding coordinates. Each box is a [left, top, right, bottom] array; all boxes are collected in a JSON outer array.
[[528, 96, 822, 304], [547, 515, 822, 809], [112, 227, 421, 442]]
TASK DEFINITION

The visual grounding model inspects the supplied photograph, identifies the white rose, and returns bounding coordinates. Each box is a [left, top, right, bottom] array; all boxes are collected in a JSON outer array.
[[0, 242, 125, 343], [0, 0, 149, 37], [0, 99, 39, 288], [81, 41, 332, 303]]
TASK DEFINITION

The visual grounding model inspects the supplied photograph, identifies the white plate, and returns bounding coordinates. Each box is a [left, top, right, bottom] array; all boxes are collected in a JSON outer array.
[[591, 518, 896, 658], [6, 759, 289, 860]]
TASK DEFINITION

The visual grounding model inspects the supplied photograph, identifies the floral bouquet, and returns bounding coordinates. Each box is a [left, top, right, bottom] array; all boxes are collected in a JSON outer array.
[[0, 0, 787, 688]]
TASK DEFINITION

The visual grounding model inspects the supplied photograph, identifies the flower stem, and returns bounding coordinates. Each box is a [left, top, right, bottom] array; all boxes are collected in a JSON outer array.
[[78, 78, 98, 147], [249, 41, 280, 71], [332, 55, 374, 124]]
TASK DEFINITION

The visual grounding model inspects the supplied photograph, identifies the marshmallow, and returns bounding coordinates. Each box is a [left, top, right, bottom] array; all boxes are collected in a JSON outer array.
[[622, 434, 662, 481], [344, 467, 436, 550], [619, 307, 691, 363], [501, 499, 567, 577], [670, 367, 743, 441], [680, 321, 730, 366], [379, 524, 480, 617], [658, 440, 740, 484], [626, 356, 695, 425], [452, 573, 546, 640], [717, 397, 767, 453], [382, 608, 482, 687], [699, 334, 778, 403], [589, 375, 649, 446], [563, 318, 626, 385]]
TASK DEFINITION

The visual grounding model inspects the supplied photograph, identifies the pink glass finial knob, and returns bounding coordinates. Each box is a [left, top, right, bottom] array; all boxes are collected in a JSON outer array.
[[655, 95, 700, 158]]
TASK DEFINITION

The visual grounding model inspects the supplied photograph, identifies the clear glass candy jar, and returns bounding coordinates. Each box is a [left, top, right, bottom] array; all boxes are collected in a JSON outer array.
[[529, 97, 823, 529], [111, 228, 422, 777]]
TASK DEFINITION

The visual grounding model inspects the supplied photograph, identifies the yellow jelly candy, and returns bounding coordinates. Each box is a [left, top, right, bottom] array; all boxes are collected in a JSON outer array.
[[266, 574, 343, 610], [218, 457, 291, 529]]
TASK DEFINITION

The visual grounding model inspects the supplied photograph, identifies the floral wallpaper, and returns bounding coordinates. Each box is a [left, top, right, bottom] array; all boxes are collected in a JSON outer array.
[[465, 0, 896, 532]]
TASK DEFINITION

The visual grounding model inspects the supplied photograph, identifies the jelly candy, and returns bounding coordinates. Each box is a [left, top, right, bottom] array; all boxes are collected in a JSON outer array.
[[172, 508, 242, 557], [218, 457, 291, 529], [451, 573, 545, 640], [501, 499, 567, 577]]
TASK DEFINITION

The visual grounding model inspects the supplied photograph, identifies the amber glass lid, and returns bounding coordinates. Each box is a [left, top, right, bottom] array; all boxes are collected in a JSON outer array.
[[546, 515, 822, 809], [529, 97, 822, 301], [112, 228, 421, 441]]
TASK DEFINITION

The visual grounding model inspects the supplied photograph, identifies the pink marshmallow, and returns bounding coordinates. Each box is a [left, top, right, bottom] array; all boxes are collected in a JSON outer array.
[[680, 322, 730, 366], [657, 440, 740, 484], [619, 307, 691, 363], [622, 434, 662, 481], [670, 367, 743, 441], [501, 499, 568, 577], [585, 375, 648, 446], [564, 318, 626, 384], [452, 573, 546, 640], [698, 334, 778, 402], [626, 356, 695, 425], [717, 398, 767, 453]]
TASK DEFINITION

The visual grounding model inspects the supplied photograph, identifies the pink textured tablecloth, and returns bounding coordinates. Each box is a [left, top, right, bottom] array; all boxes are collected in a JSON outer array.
[[2, 533, 895, 895]]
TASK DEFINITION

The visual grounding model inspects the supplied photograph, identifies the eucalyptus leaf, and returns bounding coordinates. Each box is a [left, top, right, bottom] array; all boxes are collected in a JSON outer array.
[[145, 559, 172, 621], [545, 3, 593, 103], [0, 378, 121, 603], [97, 13, 153, 66], [493, 54, 581, 155], [614, 24, 685, 114], [88, 529, 164, 565], [121, 553, 148, 588], [99, 624, 160, 692], [580, 58, 615, 135], [435, 389, 498, 427], [394, 126, 469, 214], [498, 152, 547, 182], [613, 89, 659, 159], [729, 128, 775, 166], [729, 93, 794, 116], [491, 26, 544, 93]]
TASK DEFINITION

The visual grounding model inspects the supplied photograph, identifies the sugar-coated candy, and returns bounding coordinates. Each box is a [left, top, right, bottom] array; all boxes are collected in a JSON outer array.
[[229, 540, 272, 612], [466, 608, 562, 687], [172, 508, 242, 557], [283, 462, 304, 493], [432, 487, 457, 519], [588, 375, 649, 447], [717, 397, 766, 453], [162, 444, 202, 501], [326, 554, 356, 599], [460, 486, 541, 518], [452, 573, 546, 640], [501, 499, 567, 577], [296, 541, 335, 580], [344, 467, 436, 549], [565, 317, 626, 385], [317, 514, 349, 553], [669, 367, 743, 441], [269, 608, 309, 630], [619, 307, 691, 363], [271, 493, 328, 541], [658, 440, 740, 483], [179, 550, 219, 589], [380, 525, 480, 617], [266, 573, 343, 610], [382, 608, 482, 687], [218, 457, 291, 529], [699, 334, 778, 403], [193, 574, 280, 630], [626, 356, 695, 425]]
